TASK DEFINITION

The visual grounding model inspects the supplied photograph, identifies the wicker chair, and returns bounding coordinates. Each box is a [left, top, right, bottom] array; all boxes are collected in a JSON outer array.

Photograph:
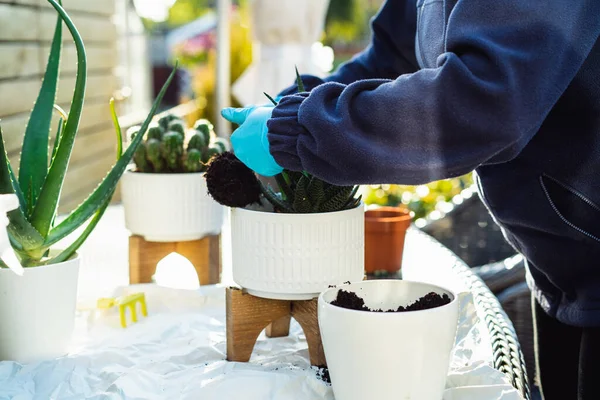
[[420, 193, 517, 266], [421, 192, 536, 395], [415, 230, 532, 400]]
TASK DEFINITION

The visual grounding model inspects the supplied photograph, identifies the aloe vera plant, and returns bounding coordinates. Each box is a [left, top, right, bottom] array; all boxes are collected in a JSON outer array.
[[0, 0, 176, 267]]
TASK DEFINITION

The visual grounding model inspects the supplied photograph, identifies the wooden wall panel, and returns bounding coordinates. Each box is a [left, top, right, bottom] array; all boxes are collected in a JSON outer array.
[[0, 0, 121, 213]]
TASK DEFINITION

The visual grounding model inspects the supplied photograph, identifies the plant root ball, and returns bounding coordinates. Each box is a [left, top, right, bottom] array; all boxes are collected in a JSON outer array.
[[205, 152, 261, 208]]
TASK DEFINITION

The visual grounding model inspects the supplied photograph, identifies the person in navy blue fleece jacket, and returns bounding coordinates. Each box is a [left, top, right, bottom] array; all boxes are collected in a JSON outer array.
[[222, 1, 600, 397]]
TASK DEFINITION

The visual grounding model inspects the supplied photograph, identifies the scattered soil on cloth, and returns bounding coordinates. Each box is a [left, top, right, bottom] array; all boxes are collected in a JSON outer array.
[[330, 290, 451, 312], [315, 365, 331, 384], [205, 151, 262, 207]]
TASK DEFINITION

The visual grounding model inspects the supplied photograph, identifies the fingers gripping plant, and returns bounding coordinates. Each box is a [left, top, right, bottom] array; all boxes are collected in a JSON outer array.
[[0, 0, 176, 267], [131, 116, 226, 173]]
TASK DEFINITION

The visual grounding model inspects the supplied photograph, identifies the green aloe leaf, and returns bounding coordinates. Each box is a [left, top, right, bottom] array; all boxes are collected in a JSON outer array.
[[110, 98, 123, 159], [50, 118, 64, 164], [30, 0, 85, 238], [44, 65, 177, 247], [19, 2, 62, 217], [46, 119, 124, 265], [0, 128, 44, 251], [45, 194, 110, 265]]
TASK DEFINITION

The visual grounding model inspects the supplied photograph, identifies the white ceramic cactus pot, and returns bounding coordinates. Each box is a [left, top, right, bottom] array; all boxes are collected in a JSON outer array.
[[230, 204, 365, 300], [318, 280, 459, 400], [121, 171, 224, 242], [0, 254, 80, 363]]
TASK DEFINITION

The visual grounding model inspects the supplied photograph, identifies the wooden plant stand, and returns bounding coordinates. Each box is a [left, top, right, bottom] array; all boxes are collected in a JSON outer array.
[[129, 234, 221, 286], [226, 287, 326, 367]]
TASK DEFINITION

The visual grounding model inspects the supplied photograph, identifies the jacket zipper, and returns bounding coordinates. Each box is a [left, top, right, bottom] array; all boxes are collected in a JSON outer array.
[[539, 175, 600, 243]]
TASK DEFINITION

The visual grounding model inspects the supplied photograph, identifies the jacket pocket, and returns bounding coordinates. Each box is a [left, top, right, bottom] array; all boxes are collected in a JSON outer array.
[[540, 174, 600, 243], [415, 0, 446, 69]]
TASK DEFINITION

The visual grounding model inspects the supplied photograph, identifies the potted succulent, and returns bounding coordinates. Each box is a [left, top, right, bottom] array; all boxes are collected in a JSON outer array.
[[207, 155, 364, 300], [120, 116, 227, 242], [0, 0, 175, 363], [206, 71, 364, 300], [364, 206, 412, 275], [318, 280, 459, 400]]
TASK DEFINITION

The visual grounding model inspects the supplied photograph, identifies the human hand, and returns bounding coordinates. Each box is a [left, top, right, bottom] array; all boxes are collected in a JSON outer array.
[[221, 106, 284, 177]]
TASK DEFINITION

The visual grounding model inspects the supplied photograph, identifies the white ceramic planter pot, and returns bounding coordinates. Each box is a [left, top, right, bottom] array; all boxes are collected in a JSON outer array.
[[318, 280, 459, 400], [0, 255, 80, 363], [121, 171, 224, 242], [231, 205, 364, 300]]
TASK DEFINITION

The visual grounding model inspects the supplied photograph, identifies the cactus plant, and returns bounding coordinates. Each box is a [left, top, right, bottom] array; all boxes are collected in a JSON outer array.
[[131, 115, 226, 173]]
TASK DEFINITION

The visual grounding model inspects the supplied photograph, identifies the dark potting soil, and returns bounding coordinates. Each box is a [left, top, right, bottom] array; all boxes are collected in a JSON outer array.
[[330, 290, 451, 312], [205, 151, 262, 208], [315, 365, 331, 384]]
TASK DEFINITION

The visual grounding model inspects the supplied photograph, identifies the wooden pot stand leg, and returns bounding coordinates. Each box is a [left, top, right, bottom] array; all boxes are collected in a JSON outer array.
[[226, 288, 326, 367], [128, 234, 221, 285]]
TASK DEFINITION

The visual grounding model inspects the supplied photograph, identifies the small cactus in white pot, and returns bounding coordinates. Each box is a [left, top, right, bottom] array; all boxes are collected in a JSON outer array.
[[121, 117, 227, 242]]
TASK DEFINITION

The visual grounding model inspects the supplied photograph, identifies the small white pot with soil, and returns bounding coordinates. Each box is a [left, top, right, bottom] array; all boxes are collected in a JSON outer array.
[[0, 254, 80, 363], [121, 171, 224, 242], [231, 204, 364, 300], [318, 280, 459, 400]]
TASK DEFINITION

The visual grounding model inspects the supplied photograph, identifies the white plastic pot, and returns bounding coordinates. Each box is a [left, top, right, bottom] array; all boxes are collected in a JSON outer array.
[[318, 280, 459, 400], [231, 204, 364, 300], [121, 171, 224, 242], [0, 254, 80, 363]]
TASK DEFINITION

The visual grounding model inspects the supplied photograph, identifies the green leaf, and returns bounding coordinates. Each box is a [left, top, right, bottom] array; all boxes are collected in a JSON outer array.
[[274, 173, 293, 202], [45, 196, 109, 265], [109, 98, 123, 159], [258, 180, 293, 212], [307, 178, 325, 212], [50, 118, 64, 164], [30, 0, 85, 238], [263, 92, 278, 106], [292, 175, 311, 213], [320, 186, 353, 212], [19, 4, 62, 216], [342, 186, 360, 208], [0, 128, 45, 251], [45, 100, 126, 265], [44, 65, 177, 247], [295, 66, 305, 92]]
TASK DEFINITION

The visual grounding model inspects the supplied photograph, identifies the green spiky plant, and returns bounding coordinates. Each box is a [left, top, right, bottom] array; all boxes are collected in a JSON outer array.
[[261, 68, 361, 213], [0, 0, 176, 267], [131, 116, 227, 173]]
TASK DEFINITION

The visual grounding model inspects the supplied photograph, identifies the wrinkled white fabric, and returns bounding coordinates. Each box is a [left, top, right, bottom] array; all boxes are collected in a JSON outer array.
[[0, 284, 522, 399]]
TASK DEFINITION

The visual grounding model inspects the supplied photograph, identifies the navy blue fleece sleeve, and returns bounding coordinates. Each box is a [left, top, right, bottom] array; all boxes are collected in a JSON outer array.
[[278, 0, 418, 96], [268, 0, 600, 185]]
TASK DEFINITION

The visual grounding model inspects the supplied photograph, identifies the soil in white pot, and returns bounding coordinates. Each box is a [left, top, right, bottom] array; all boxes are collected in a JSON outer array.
[[331, 289, 451, 312]]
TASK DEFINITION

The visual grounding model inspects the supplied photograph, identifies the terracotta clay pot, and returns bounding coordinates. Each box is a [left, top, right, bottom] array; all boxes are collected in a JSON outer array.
[[364, 207, 412, 274]]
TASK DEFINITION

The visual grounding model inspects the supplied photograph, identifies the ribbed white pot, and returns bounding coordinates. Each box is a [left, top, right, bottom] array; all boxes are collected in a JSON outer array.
[[231, 205, 364, 300], [319, 280, 459, 400], [121, 171, 224, 242], [0, 255, 80, 363]]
